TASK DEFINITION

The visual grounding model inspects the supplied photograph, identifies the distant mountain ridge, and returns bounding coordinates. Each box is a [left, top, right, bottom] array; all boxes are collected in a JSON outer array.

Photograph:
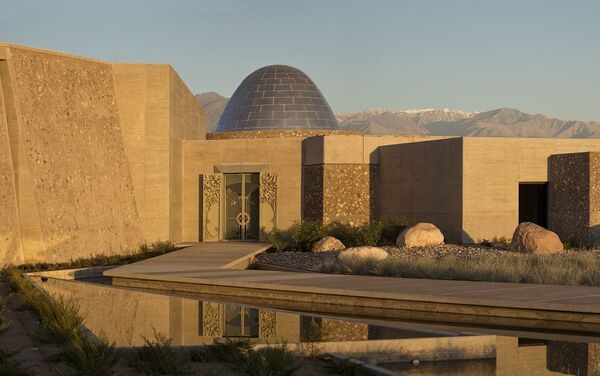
[[195, 92, 600, 138]]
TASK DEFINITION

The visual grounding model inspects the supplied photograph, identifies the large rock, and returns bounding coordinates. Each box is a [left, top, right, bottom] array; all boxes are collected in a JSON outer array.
[[396, 223, 444, 248], [312, 236, 345, 252], [511, 222, 564, 255], [337, 246, 388, 262]]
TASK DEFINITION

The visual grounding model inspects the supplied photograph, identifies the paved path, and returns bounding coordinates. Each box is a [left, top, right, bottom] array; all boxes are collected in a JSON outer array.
[[105, 243, 600, 340]]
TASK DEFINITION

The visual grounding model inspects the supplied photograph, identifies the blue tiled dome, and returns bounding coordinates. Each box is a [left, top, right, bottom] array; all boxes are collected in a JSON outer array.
[[214, 65, 339, 132]]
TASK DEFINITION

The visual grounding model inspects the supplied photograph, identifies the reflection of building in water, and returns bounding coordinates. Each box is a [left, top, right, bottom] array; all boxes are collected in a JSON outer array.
[[36, 276, 369, 346]]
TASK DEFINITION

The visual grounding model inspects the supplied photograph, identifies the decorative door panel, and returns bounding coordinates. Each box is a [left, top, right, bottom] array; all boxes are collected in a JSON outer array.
[[201, 173, 223, 241], [259, 172, 278, 239]]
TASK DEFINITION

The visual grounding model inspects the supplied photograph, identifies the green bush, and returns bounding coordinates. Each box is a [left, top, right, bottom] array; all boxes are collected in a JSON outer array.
[[263, 228, 292, 252], [62, 334, 118, 376], [264, 217, 412, 251], [210, 339, 253, 365], [327, 221, 382, 247], [241, 345, 301, 376], [376, 216, 412, 245], [136, 329, 190, 375], [288, 221, 328, 252]]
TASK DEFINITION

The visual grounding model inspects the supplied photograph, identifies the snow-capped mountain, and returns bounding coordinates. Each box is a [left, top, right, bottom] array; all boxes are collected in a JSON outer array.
[[195, 92, 600, 138]]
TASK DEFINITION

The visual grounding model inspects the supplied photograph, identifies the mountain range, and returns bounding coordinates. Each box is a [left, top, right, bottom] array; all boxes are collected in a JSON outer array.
[[195, 92, 600, 138]]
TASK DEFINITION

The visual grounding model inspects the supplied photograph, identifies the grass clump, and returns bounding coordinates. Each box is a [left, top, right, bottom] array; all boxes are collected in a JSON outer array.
[[322, 251, 600, 286], [0, 348, 34, 376], [3, 267, 118, 375], [135, 329, 190, 375], [16, 241, 176, 273], [62, 333, 118, 376], [191, 339, 300, 376], [242, 345, 302, 376], [266, 217, 411, 252]]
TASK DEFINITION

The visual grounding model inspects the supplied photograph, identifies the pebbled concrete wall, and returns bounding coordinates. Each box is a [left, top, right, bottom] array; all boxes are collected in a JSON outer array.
[[0, 43, 203, 264]]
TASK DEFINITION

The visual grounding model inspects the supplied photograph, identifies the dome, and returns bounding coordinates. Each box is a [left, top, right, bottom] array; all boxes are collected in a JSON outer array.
[[214, 65, 339, 132]]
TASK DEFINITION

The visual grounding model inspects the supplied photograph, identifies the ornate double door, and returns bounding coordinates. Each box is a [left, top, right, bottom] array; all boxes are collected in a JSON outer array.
[[224, 173, 260, 241]]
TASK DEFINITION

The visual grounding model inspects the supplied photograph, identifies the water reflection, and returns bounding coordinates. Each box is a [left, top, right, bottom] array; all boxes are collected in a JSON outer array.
[[32, 275, 593, 375]]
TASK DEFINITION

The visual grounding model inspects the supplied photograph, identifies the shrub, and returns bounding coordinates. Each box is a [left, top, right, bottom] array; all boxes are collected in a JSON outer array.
[[241, 345, 301, 376], [288, 221, 328, 252], [376, 216, 412, 245], [136, 329, 190, 375], [263, 228, 292, 252], [62, 334, 118, 376], [327, 221, 382, 247], [206, 338, 253, 366]]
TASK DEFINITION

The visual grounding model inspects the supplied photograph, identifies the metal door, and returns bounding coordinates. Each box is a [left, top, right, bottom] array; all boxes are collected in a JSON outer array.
[[224, 173, 260, 240]]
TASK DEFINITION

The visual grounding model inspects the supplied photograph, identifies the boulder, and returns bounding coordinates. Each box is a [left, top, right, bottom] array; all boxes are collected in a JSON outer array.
[[312, 236, 345, 252], [396, 223, 444, 248], [511, 222, 564, 255], [337, 246, 388, 262]]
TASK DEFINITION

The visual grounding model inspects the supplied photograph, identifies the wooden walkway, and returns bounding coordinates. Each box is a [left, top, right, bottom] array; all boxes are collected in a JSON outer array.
[[105, 243, 600, 342]]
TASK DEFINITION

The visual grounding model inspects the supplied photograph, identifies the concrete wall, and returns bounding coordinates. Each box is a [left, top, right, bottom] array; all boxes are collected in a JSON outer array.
[[113, 63, 204, 244], [302, 134, 447, 225], [0, 42, 202, 264], [181, 137, 304, 242], [379, 137, 600, 243], [378, 138, 463, 242], [463, 138, 600, 243]]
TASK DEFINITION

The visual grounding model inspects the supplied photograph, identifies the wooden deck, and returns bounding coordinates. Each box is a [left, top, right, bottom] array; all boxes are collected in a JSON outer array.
[[105, 243, 600, 342]]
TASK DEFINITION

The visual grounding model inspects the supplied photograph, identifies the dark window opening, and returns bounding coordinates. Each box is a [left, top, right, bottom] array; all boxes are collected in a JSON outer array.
[[518, 183, 548, 228]]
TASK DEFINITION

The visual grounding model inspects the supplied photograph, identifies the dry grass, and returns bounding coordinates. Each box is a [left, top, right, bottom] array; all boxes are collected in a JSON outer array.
[[321, 251, 600, 286]]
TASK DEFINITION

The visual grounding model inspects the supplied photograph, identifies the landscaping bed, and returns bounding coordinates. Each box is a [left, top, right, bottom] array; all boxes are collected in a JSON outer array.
[[256, 245, 600, 286]]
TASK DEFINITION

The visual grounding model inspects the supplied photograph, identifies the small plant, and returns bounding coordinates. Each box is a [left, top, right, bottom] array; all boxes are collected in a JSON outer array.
[[325, 358, 359, 376], [136, 329, 190, 375], [299, 317, 324, 358], [263, 228, 292, 252], [289, 221, 328, 252], [13, 241, 176, 273], [61, 333, 118, 376], [0, 348, 34, 376], [241, 345, 301, 376], [208, 338, 253, 366]]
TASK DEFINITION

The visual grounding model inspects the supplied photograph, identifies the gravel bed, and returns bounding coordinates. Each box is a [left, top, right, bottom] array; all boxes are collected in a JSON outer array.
[[255, 244, 600, 272], [256, 244, 513, 272], [255, 250, 339, 272]]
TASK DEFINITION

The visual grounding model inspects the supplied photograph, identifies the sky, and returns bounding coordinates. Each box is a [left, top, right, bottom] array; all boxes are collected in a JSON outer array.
[[1, 0, 599, 121]]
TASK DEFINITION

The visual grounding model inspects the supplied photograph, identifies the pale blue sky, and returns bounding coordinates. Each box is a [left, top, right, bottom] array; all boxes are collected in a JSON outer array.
[[1, 0, 599, 121]]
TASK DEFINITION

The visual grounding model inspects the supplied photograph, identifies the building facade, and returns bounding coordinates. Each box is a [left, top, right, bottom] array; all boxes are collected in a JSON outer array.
[[1, 42, 599, 265]]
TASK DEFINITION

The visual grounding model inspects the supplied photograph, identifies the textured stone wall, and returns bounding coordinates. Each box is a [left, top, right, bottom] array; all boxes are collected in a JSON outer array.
[[302, 165, 323, 221], [548, 153, 590, 245], [547, 341, 600, 375], [548, 152, 600, 246], [8, 47, 143, 262], [302, 164, 376, 225], [0, 43, 202, 264], [300, 317, 368, 342], [0, 64, 22, 263]]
